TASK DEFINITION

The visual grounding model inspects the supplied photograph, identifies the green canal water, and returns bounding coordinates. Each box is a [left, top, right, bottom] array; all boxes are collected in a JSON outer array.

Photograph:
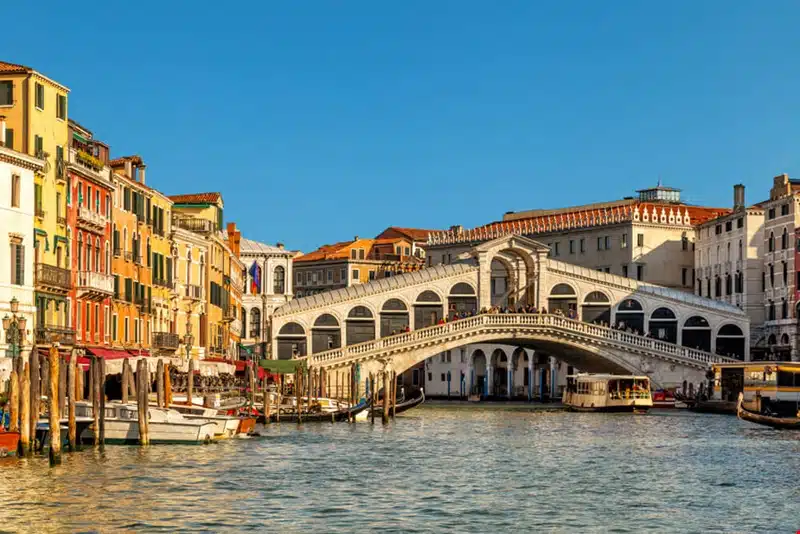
[[0, 406, 798, 533]]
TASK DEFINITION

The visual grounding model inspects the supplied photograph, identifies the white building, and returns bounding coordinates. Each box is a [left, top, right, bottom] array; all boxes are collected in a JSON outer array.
[[0, 144, 44, 380], [240, 237, 296, 354], [694, 184, 764, 360]]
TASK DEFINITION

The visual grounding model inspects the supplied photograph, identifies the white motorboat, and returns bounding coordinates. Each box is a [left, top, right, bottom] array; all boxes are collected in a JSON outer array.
[[564, 374, 653, 413], [168, 404, 241, 439], [76, 402, 218, 444]]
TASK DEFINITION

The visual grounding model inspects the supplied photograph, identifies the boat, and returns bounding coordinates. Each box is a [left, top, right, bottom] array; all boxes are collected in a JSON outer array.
[[736, 392, 800, 430], [0, 430, 20, 457], [369, 387, 426, 416], [35, 416, 94, 450], [652, 389, 677, 409], [563, 374, 652, 412], [703, 362, 800, 417], [266, 397, 371, 423], [168, 404, 241, 439], [76, 402, 218, 445]]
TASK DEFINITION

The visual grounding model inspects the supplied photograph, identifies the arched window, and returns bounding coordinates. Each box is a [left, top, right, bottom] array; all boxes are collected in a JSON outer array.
[[783, 261, 788, 286], [241, 307, 247, 338], [273, 266, 285, 294], [199, 254, 205, 289], [726, 242, 731, 262], [95, 237, 101, 273], [186, 250, 192, 285], [123, 227, 128, 254], [105, 242, 110, 274], [782, 298, 788, 320], [769, 231, 774, 252], [146, 237, 151, 267], [738, 239, 742, 261], [782, 228, 789, 249], [250, 307, 261, 339], [77, 233, 83, 270], [85, 237, 91, 271]]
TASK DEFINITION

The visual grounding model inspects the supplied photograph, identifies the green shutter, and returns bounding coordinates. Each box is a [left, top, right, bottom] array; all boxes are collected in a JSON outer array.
[[5, 128, 13, 150], [166, 257, 172, 284]]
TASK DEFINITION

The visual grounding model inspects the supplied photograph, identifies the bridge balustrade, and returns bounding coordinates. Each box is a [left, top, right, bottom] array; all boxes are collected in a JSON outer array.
[[297, 313, 739, 368]]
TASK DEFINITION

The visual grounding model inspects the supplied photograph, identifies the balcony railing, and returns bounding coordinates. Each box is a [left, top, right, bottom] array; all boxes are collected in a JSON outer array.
[[78, 205, 109, 229], [173, 217, 213, 234], [35, 263, 72, 291], [77, 271, 114, 297], [35, 207, 45, 219], [223, 305, 236, 322], [185, 284, 202, 300], [35, 325, 76, 346], [57, 216, 66, 226], [152, 331, 180, 350], [67, 147, 111, 185], [230, 318, 242, 336], [113, 247, 122, 257], [153, 278, 174, 289], [124, 251, 134, 262]]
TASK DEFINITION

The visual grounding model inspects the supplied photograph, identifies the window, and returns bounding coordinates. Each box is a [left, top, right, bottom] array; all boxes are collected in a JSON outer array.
[[636, 264, 643, 281], [0, 81, 12, 106], [782, 228, 789, 249], [620, 234, 628, 249], [782, 299, 788, 320], [597, 237, 603, 250], [250, 308, 261, 339], [94, 303, 99, 336], [57, 94, 66, 120], [368, 270, 376, 280], [783, 261, 788, 286], [768, 207, 775, 220], [725, 221, 732, 232], [10, 241, 24, 285], [770, 263, 775, 287], [768, 232, 774, 252], [782, 203, 790, 216], [622, 264, 628, 278], [10, 174, 20, 207], [76, 305, 82, 337], [768, 301, 775, 321], [352, 269, 360, 282], [604, 236, 611, 250], [358, 249, 365, 260], [124, 317, 130, 342], [273, 266, 285, 293], [112, 313, 118, 341], [737, 217, 743, 229], [636, 233, 644, 247], [326, 269, 333, 283], [715, 225, 721, 235], [681, 234, 688, 251], [440, 373, 446, 382], [296, 271, 302, 285], [3, 128, 12, 150], [34, 135, 43, 157], [579, 238, 585, 253], [681, 268, 687, 287], [739, 239, 743, 261], [569, 240, 574, 254], [35, 82, 44, 109], [554, 242, 560, 256], [340, 268, 346, 282]]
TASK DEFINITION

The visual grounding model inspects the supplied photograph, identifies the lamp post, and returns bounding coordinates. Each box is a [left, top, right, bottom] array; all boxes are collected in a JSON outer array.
[[184, 319, 193, 361], [2, 297, 27, 368]]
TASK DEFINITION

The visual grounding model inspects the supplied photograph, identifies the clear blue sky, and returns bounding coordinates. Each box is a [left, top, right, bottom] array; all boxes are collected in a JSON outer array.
[[8, 1, 800, 251]]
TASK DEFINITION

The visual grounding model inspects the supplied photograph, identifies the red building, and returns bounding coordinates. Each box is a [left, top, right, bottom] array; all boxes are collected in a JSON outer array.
[[66, 120, 115, 351]]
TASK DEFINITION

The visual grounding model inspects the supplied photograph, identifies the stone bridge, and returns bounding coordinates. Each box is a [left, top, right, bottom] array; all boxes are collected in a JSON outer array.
[[271, 235, 748, 389]]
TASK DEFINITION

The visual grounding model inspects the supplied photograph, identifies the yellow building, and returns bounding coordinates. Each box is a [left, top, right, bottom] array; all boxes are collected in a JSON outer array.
[[148, 189, 177, 357], [170, 215, 209, 360], [0, 60, 72, 343], [169, 193, 243, 360]]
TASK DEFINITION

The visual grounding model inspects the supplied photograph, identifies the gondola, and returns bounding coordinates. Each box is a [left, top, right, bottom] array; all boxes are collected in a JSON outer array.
[[736, 393, 800, 430], [264, 397, 372, 424], [369, 387, 425, 416]]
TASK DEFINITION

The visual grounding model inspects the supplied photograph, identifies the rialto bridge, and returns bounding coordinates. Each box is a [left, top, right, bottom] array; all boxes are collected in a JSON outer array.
[[270, 235, 748, 390]]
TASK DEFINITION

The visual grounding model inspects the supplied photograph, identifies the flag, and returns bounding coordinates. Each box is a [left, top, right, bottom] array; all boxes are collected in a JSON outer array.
[[249, 262, 261, 294]]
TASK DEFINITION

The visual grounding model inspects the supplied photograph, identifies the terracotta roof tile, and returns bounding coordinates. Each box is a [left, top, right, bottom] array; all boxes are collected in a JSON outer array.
[[168, 192, 222, 204], [375, 227, 438, 241], [0, 60, 30, 74]]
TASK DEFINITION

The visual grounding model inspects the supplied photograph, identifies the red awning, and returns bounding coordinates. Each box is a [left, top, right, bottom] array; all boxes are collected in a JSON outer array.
[[87, 348, 132, 360], [126, 349, 150, 357]]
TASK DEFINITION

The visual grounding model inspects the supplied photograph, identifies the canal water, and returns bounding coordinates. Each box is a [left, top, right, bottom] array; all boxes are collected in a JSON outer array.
[[1, 406, 798, 533]]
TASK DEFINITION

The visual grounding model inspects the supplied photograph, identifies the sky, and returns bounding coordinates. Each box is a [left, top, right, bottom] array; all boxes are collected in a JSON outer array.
[[7, 1, 800, 252]]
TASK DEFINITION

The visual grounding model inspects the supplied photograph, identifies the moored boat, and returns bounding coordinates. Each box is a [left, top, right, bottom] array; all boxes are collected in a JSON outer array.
[[168, 404, 240, 439], [0, 430, 20, 457], [564, 374, 652, 412], [736, 392, 800, 430], [77, 402, 217, 444], [369, 387, 426, 416]]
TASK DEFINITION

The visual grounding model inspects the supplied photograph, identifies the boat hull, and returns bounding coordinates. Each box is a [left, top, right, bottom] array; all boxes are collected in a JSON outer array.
[[736, 393, 800, 430], [0, 431, 20, 457], [567, 405, 650, 413], [81, 420, 217, 445]]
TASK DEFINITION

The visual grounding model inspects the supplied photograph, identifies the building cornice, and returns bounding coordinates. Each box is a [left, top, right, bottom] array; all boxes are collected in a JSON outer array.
[[0, 146, 45, 172]]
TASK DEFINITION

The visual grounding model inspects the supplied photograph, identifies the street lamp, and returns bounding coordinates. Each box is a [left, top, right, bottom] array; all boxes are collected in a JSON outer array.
[[184, 319, 194, 361], [2, 297, 27, 368]]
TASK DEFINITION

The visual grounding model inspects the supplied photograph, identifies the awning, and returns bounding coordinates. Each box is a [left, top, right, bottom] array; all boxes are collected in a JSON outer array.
[[86, 348, 131, 360], [259, 359, 306, 374], [127, 349, 151, 357], [72, 131, 89, 144]]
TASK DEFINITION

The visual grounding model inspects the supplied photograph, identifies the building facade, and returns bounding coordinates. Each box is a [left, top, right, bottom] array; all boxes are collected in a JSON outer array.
[[0, 60, 73, 345], [239, 237, 295, 354], [0, 143, 44, 375], [149, 189, 177, 358]]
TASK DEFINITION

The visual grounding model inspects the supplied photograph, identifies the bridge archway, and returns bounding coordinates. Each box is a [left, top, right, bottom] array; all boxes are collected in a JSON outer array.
[[380, 298, 409, 337], [448, 282, 477, 317], [581, 291, 611, 324], [512, 347, 529, 397], [471, 349, 487, 395], [414, 290, 443, 328], [548, 283, 577, 316], [649, 307, 678, 343], [615, 298, 644, 333], [277, 322, 306, 360], [490, 256, 515, 308], [716, 323, 745, 360], [682, 315, 711, 352], [312, 314, 340, 354], [346, 306, 375, 345], [490, 348, 509, 396]]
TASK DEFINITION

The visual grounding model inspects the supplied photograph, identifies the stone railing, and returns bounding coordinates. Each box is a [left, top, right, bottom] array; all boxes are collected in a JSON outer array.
[[77, 271, 114, 295], [152, 331, 180, 350], [300, 313, 740, 369], [78, 205, 109, 229], [35, 263, 72, 291]]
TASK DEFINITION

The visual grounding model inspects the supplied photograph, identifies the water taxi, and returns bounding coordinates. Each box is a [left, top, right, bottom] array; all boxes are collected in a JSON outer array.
[[564, 374, 652, 412], [713, 362, 800, 417]]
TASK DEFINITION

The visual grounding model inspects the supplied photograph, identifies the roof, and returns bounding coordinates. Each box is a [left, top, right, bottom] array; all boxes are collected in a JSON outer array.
[[376, 227, 438, 242], [273, 263, 477, 317], [240, 237, 289, 255], [168, 192, 222, 204], [0, 60, 30, 74], [294, 240, 361, 263], [109, 155, 143, 167]]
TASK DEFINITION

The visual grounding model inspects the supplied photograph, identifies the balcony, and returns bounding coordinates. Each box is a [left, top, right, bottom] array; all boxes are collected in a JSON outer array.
[[153, 278, 174, 290], [35, 325, 76, 346], [184, 284, 203, 300], [77, 271, 114, 300], [77, 205, 109, 232], [230, 318, 242, 337], [124, 251, 134, 262], [223, 305, 236, 323], [57, 216, 66, 226], [152, 331, 180, 351], [67, 147, 111, 186], [173, 217, 213, 234], [35, 263, 72, 293], [35, 207, 45, 219], [113, 247, 121, 257]]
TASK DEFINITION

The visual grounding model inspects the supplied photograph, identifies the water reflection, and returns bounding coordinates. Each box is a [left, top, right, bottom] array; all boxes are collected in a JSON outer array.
[[0, 408, 798, 532]]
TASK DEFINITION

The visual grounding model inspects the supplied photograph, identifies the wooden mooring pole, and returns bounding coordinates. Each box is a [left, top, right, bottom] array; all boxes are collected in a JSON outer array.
[[9, 367, 19, 433], [391, 371, 397, 420], [156, 359, 165, 408], [48, 345, 61, 465], [382, 371, 390, 424], [58, 353, 67, 418], [370, 374, 376, 424], [29, 349, 40, 451], [98, 357, 106, 449], [20, 361, 30, 456], [295, 367, 302, 424], [91, 357, 99, 447], [121, 358, 130, 404], [136, 359, 149, 445], [67, 349, 77, 452], [187, 358, 194, 408]]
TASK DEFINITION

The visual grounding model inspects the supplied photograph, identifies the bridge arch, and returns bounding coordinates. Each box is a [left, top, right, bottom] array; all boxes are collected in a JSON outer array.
[[380, 298, 409, 337], [615, 298, 644, 333], [581, 290, 611, 325], [648, 306, 678, 343], [312, 313, 341, 353], [682, 315, 711, 352], [448, 282, 477, 317], [470, 349, 487, 395], [414, 290, 443, 329], [346, 305, 375, 345], [277, 321, 307, 360], [547, 283, 577, 316], [715, 323, 745, 360]]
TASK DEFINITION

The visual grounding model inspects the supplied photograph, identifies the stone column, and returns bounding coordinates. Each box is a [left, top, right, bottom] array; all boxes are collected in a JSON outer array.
[[528, 351, 534, 402], [550, 357, 557, 400], [477, 251, 491, 311], [485, 364, 493, 397], [507, 364, 513, 399]]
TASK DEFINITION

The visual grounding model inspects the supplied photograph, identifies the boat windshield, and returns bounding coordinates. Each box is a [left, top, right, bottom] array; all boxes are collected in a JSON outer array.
[[608, 378, 650, 400]]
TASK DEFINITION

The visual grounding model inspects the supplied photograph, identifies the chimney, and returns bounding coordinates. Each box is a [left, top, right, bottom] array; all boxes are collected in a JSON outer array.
[[138, 164, 147, 185], [277, 242, 285, 250], [450, 225, 464, 234], [733, 184, 745, 211], [0, 116, 5, 147], [354, 235, 360, 241], [124, 159, 133, 178]]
